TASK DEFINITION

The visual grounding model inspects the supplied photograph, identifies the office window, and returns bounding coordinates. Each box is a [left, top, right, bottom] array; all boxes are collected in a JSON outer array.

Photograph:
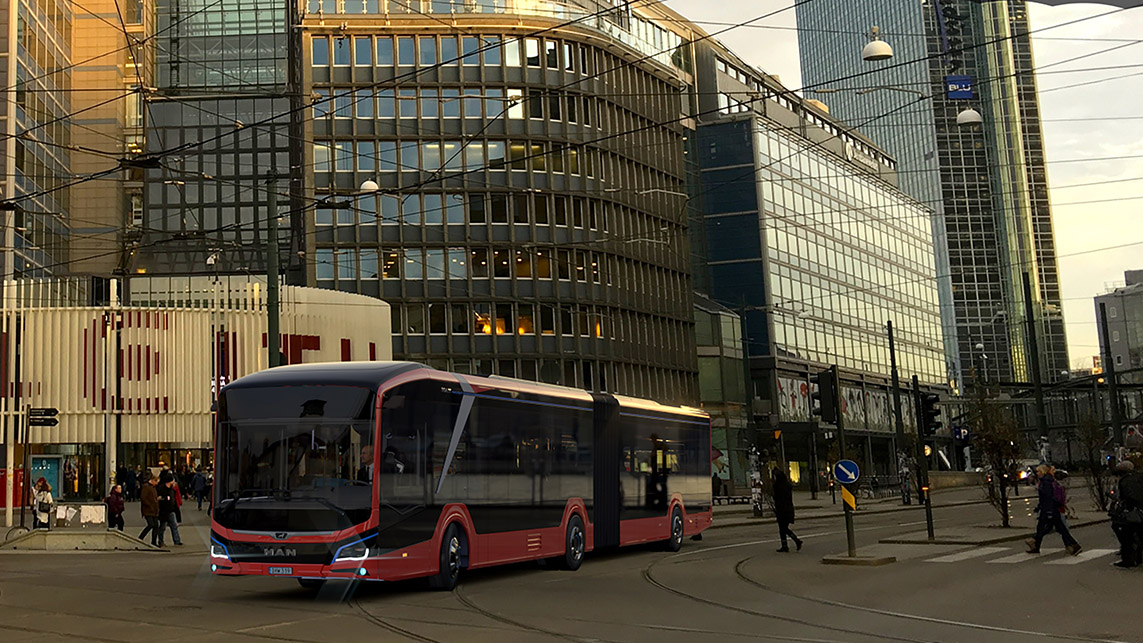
[[483, 37, 501, 65], [354, 37, 371, 66], [441, 37, 458, 64], [397, 37, 415, 65], [312, 37, 329, 66], [376, 37, 393, 65], [462, 36, 480, 65], [419, 37, 437, 65], [333, 37, 350, 65], [525, 38, 540, 66]]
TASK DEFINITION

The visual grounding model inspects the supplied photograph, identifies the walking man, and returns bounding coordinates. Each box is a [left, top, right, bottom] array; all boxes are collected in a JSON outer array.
[[772, 469, 803, 552], [157, 471, 183, 547], [138, 473, 160, 546], [192, 469, 207, 511], [1111, 460, 1143, 568], [1026, 465, 1082, 556]]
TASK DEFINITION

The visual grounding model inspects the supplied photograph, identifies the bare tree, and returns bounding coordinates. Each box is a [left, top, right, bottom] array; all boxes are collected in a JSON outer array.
[[969, 388, 1022, 528], [1077, 414, 1114, 511]]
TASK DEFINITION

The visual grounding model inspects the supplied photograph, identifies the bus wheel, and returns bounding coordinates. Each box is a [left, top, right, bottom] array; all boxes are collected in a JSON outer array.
[[560, 514, 586, 571], [665, 506, 684, 552], [428, 524, 463, 591], [297, 578, 325, 590]]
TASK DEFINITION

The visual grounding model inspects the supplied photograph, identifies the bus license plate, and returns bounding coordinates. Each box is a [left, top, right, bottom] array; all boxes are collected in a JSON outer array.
[[268, 567, 293, 575]]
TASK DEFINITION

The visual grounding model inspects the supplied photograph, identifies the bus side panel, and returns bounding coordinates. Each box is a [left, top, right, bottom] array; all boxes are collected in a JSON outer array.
[[471, 499, 588, 568]]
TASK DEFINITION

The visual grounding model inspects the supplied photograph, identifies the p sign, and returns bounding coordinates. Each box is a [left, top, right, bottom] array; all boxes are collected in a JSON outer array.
[[946, 75, 974, 99]]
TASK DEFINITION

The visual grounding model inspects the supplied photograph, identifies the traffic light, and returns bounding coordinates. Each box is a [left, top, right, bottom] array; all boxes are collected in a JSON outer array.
[[921, 393, 941, 436], [810, 367, 838, 424]]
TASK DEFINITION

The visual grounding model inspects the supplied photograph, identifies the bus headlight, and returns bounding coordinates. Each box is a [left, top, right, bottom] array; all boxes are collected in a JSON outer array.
[[210, 542, 231, 560], [333, 540, 370, 562]]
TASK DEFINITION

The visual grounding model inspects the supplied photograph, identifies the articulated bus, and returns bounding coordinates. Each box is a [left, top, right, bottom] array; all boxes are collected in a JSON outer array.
[[209, 362, 712, 590]]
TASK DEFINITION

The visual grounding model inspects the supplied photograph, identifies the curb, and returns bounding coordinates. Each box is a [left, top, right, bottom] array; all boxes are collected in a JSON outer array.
[[709, 499, 990, 530], [879, 517, 1112, 546]]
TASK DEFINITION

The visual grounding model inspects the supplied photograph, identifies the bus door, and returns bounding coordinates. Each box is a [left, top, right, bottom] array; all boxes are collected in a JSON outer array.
[[591, 394, 620, 549]]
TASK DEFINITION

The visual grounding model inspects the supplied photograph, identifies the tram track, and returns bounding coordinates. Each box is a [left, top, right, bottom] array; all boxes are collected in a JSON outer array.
[[349, 595, 445, 643], [453, 581, 626, 643], [730, 557, 1124, 643], [640, 551, 941, 643]]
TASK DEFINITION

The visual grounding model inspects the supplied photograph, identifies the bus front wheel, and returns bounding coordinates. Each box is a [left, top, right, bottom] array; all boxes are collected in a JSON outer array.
[[428, 524, 464, 591], [297, 578, 325, 590]]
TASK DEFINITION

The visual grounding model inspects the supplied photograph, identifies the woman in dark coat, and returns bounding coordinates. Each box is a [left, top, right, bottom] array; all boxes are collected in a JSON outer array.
[[772, 469, 803, 552]]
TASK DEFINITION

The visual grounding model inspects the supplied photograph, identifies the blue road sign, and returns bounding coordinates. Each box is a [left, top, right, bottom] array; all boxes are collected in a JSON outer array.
[[833, 460, 860, 485]]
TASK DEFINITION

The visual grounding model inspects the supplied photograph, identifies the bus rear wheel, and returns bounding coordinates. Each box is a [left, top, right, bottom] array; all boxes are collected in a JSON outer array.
[[665, 506, 684, 552], [428, 524, 464, 591], [559, 514, 586, 571]]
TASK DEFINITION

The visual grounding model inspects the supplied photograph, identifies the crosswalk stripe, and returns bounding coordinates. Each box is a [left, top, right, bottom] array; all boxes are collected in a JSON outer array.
[[987, 548, 1062, 564], [1045, 548, 1118, 566], [926, 546, 1009, 563]]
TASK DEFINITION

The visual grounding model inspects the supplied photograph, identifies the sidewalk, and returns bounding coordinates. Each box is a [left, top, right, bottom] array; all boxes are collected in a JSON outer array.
[[119, 499, 212, 554], [710, 485, 989, 530]]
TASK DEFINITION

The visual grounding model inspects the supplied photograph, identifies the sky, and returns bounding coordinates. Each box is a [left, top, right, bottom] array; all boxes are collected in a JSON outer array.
[[667, 0, 1143, 369]]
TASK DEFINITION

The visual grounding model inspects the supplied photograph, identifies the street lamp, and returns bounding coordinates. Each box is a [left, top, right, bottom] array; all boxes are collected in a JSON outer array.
[[956, 107, 984, 126], [862, 26, 894, 62]]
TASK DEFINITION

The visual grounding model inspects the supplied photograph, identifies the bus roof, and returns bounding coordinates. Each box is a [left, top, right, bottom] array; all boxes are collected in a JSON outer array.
[[224, 362, 708, 421], [223, 361, 430, 391]]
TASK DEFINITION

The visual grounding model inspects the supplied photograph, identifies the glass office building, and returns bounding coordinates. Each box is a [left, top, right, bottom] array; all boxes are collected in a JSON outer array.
[[143, 0, 704, 402], [694, 41, 945, 480], [797, 0, 1069, 388], [0, 0, 73, 277]]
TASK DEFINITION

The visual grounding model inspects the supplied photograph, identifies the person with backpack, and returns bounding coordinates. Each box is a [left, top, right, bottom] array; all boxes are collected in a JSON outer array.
[[1026, 464, 1082, 556], [32, 478, 54, 529]]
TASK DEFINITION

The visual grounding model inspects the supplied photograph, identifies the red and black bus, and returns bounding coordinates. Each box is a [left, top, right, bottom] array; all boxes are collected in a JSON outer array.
[[209, 362, 712, 589]]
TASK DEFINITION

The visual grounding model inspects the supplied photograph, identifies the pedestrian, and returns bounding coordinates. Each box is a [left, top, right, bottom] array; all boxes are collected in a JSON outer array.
[[1110, 460, 1143, 568], [138, 472, 161, 546], [125, 467, 138, 501], [772, 469, 803, 552], [104, 483, 125, 531], [192, 469, 207, 511], [1026, 464, 1082, 556], [157, 471, 183, 547], [32, 478, 54, 530]]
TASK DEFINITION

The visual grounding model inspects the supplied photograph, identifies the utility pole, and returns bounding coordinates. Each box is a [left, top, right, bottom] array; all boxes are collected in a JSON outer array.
[[830, 365, 856, 558], [913, 375, 935, 540], [266, 174, 281, 369], [1099, 302, 1125, 446], [887, 320, 910, 505]]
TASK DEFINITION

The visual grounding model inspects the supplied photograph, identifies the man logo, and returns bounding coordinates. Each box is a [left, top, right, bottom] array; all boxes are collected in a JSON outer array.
[[262, 547, 297, 557], [274, 532, 289, 540]]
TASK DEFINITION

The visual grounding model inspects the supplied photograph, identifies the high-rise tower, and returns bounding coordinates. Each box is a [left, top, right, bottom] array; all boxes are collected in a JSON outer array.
[[798, 0, 1069, 387]]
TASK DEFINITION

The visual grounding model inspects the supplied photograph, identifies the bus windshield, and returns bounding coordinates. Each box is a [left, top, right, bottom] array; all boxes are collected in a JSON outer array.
[[214, 385, 375, 532]]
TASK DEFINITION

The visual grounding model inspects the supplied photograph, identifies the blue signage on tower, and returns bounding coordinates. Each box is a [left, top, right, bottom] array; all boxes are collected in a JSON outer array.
[[946, 75, 974, 99]]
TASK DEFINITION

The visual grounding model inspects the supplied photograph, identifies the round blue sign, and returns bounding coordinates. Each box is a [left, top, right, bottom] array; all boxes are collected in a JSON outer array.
[[833, 459, 860, 484]]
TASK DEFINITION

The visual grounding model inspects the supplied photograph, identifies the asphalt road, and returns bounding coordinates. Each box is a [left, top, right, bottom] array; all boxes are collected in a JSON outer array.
[[1, 500, 1137, 643]]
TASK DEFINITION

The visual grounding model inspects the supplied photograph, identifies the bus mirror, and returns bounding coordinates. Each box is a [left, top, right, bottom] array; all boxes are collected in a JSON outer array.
[[383, 394, 405, 410]]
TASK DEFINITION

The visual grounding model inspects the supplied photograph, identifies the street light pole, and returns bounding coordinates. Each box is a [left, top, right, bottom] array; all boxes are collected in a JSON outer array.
[[887, 320, 910, 505], [266, 173, 280, 369]]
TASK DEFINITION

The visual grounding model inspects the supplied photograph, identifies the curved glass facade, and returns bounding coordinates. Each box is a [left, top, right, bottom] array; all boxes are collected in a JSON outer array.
[[306, 22, 698, 403]]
